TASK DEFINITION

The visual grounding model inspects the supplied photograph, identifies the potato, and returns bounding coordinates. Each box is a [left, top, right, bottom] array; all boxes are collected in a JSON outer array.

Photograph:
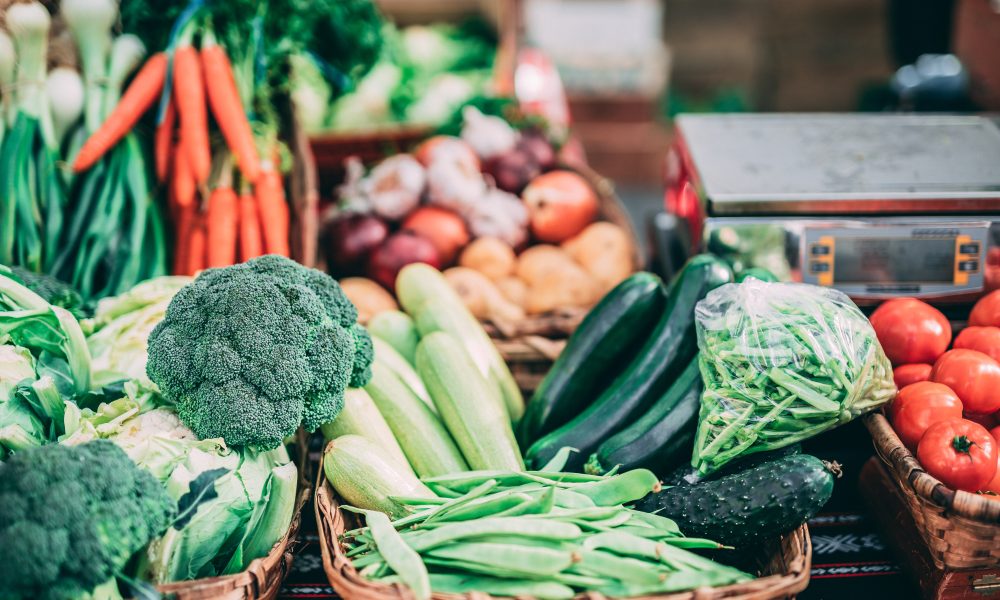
[[444, 267, 525, 324], [496, 277, 528, 307], [524, 263, 600, 315], [562, 222, 632, 294], [459, 237, 517, 281], [515, 245, 577, 285], [340, 277, 398, 323]]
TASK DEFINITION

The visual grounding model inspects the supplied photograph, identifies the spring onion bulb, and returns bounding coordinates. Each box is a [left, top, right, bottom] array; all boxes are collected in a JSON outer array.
[[60, 0, 117, 133], [6, 2, 50, 120], [0, 30, 15, 129], [46, 67, 85, 144], [104, 34, 146, 118]]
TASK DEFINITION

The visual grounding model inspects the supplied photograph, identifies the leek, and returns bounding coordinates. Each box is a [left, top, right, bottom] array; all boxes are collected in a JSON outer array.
[[60, 0, 117, 133], [0, 30, 14, 141], [46, 67, 85, 146]]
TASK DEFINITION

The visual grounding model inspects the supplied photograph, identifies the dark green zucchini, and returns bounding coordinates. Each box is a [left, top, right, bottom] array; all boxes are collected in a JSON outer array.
[[518, 272, 666, 446], [585, 357, 702, 475], [661, 444, 802, 487], [524, 255, 733, 471], [637, 453, 835, 547]]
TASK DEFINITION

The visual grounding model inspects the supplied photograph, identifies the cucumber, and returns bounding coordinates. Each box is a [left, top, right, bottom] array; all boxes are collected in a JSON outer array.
[[323, 434, 436, 519], [373, 336, 436, 415], [399, 263, 523, 423], [585, 357, 702, 475], [320, 387, 414, 474], [661, 444, 802, 487], [416, 332, 524, 471], [369, 310, 419, 364], [365, 360, 469, 477], [519, 272, 665, 446], [636, 453, 834, 547], [524, 255, 732, 471]]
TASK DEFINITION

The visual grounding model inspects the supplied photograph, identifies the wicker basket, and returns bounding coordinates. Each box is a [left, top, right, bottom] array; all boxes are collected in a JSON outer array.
[[314, 476, 813, 600], [865, 412, 1000, 570], [154, 435, 313, 600]]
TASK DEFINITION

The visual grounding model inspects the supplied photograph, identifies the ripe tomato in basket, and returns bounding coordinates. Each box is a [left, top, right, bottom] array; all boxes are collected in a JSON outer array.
[[892, 364, 932, 388], [869, 298, 951, 365], [916, 418, 997, 492], [890, 382, 963, 449], [931, 349, 1000, 414], [953, 326, 1000, 362], [970, 290, 1000, 327]]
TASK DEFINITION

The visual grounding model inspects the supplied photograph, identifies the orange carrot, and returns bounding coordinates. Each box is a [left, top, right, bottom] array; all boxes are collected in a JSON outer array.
[[187, 211, 207, 275], [173, 45, 211, 184], [255, 167, 290, 257], [238, 191, 264, 261], [206, 185, 239, 267], [202, 42, 261, 183], [154, 97, 176, 183], [172, 202, 194, 275], [171, 141, 195, 209], [73, 53, 168, 172]]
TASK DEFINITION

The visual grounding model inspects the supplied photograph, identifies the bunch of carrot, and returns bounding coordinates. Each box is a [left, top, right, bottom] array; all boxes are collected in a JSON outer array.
[[72, 27, 292, 276]]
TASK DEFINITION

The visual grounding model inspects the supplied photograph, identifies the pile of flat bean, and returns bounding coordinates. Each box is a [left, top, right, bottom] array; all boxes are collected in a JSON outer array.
[[340, 451, 750, 600]]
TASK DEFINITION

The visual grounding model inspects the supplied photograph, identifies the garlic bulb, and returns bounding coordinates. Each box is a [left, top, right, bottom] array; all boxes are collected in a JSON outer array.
[[461, 106, 518, 160]]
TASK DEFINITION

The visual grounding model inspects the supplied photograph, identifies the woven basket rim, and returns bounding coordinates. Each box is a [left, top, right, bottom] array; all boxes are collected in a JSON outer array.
[[865, 412, 1000, 524], [313, 476, 812, 600]]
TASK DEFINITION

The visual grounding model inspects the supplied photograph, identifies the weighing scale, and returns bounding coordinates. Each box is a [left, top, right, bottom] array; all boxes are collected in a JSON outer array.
[[662, 114, 1000, 305]]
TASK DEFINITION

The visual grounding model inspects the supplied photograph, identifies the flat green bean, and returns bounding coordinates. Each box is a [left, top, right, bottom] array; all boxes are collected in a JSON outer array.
[[427, 573, 575, 600], [363, 511, 430, 600], [427, 542, 575, 576]]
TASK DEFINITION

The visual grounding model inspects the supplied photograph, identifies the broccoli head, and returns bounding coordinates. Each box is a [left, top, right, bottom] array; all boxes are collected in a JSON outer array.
[[0, 440, 174, 600], [146, 255, 374, 449], [8, 266, 87, 319]]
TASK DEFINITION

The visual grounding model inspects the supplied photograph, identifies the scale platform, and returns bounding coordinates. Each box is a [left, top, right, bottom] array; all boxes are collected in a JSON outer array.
[[675, 114, 1000, 216]]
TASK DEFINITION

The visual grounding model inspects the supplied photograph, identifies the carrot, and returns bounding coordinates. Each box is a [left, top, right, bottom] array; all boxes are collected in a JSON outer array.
[[206, 185, 239, 267], [255, 167, 290, 257], [173, 45, 211, 184], [73, 53, 168, 172], [187, 211, 207, 275], [154, 97, 176, 183], [171, 141, 195, 209], [172, 202, 195, 275], [239, 191, 264, 261], [201, 42, 261, 183]]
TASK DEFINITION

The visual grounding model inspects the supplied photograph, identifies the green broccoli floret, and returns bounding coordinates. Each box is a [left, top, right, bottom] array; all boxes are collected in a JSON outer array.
[[146, 255, 374, 449], [0, 440, 174, 600], [8, 266, 87, 319]]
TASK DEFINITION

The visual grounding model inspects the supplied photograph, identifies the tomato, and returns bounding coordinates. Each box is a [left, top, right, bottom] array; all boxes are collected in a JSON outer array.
[[970, 290, 1000, 327], [953, 326, 1000, 362], [889, 382, 964, 449], [993, 425, 1000, 444], [893, 364, 933, 389], [402, 206, 470, 265], [869, 298, 951, 365], [522, 171, 599, 243], [931, 349, 1000, 414], [917, 419, 997, 491], [965, 412, 999, 430]]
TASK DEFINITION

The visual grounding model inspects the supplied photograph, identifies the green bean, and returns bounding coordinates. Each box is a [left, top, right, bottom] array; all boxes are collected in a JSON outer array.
[[427, 542, 576, 576], [363, 511, 430, 600], [538, 446, 577, 472], [570, 510, 632, 531], [431, 492, 531, 523], [627, 511, 681, 534], [427, 573, 576, 600], [571, 549, 667, 586], [402, 518, 583, 552], [422, 479, 499, 525], [422, 470, 603, 494], [540, 506, 624, 521], [571, 469, 661, 506], [391, 496, 448, 506], [553, 488, 597, 509]]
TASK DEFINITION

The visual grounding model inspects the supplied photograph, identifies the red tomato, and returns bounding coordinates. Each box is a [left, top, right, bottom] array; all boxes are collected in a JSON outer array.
[[889, 382, 964, 449], [402, 206, 470, 265], [522, 171, 599, 243], [931, 349, 1000, 414], [953, 326, 1000, 363], [917, 419, 997, 491], [965, 412, 999, 430], [893, 364, 933, 389], [969, 290, 1000, 327], [993, 425, 1000, 444], [869, 298, 951, 365]]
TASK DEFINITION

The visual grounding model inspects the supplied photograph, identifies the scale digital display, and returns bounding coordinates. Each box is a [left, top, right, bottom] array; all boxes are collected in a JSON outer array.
[[833, 238, 955, 284]]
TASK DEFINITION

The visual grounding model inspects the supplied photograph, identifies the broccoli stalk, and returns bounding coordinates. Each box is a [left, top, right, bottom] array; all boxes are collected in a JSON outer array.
[[146, 255, 374, 449]]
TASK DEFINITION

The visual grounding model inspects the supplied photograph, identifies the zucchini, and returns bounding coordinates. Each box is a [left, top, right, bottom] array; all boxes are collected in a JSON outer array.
[[320, 387, 414, 474], [525, 255, 733, 471], [636, 453, 834, 547], [519, 272, 665, 446], [365, 360, 469, 477], [373, 336, 436, 415], [323, 434, 436, 519], [585, 357, 701, 475], [398, 263, 524, 423], [369, 310, 419, 364], [416, 332, 524, 471]]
